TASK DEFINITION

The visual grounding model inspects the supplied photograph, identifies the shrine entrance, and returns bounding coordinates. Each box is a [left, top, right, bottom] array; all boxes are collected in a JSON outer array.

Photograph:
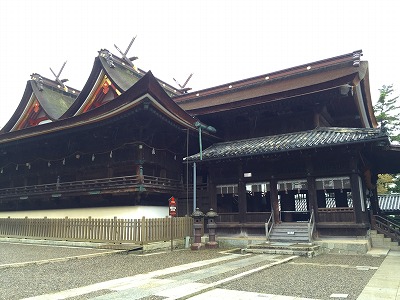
[[277, 179, 310, 222]]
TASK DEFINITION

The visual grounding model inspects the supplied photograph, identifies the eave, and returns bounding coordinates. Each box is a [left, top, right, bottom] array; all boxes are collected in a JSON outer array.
[[173, 50, 373, 128], [185, 127, 389, 162]]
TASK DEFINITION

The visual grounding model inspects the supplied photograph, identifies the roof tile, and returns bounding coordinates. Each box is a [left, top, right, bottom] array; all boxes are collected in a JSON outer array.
[[186, 127, 388, 161]]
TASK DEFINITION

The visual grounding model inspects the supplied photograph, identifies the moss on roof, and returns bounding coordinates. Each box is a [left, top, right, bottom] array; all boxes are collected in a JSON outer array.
[[36, 85, 77, 119]]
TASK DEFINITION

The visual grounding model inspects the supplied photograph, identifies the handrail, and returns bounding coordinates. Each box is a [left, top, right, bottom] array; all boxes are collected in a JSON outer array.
[[265, 210, 274, 242], [308, 209, 315, 242], [372, 214, 400, 243], [0, 175, 184, 199]]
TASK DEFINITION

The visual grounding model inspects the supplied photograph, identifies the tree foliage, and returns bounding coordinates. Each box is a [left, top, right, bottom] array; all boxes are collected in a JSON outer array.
[[374, 84, 400, 142], [374, 85, 400, 195], [377, 174, 395, 194]]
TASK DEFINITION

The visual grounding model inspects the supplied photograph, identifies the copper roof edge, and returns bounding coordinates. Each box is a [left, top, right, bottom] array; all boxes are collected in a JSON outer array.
[[174, 50, 363, 102]]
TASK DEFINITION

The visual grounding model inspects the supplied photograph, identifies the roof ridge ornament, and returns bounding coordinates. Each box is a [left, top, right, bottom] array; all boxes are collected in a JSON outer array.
[[352, 50, 363, 67], [99, 49, 115, 68], [114, 35, 139, 71], [30, 73, 44, 91], [173, 73, 193, 93], [49, 61, 69, 92]]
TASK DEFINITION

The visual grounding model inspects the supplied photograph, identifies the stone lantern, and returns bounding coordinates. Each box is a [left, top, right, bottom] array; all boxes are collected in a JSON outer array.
[[205, 208, 219, 248], [191, 207, 204, 250]]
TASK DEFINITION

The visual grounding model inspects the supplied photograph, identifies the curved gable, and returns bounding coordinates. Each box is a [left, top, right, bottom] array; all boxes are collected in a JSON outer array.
[[1, 75, 77, 133]]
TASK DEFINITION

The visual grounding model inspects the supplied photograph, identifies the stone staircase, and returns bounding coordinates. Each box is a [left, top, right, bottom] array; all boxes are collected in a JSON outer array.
[[370, 230, 400, 251], [269, 222, 310, 243]]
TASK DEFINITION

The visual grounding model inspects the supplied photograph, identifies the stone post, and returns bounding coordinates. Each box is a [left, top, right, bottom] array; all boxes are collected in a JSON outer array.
[[191, 208, 204, 250], [205, 208, 218, 248]]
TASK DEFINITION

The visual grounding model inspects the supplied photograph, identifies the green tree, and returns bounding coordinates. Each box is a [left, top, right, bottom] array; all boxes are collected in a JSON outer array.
[[374, 85, 400, 194], [374, 84, 400, 142], [377, 174, 395, 194]]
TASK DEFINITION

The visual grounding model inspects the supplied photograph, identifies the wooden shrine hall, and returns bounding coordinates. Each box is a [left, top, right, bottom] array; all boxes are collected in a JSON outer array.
[[1, 47, 400, 238]]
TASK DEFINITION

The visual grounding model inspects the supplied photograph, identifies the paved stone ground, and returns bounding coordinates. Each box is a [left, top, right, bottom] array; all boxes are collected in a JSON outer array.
[[0, 241, 389, 300]]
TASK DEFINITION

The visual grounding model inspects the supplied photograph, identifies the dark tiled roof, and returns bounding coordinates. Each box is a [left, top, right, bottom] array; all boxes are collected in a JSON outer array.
[[186, 127, 388, 161], [378, 194, 400, 212]]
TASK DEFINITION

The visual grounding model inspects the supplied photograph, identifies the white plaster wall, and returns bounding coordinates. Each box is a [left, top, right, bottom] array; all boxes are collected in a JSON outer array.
[[0, 206, 169, 219]]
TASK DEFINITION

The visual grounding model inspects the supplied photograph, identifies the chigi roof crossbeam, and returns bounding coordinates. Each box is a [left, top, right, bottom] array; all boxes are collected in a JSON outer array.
[[114, 35, 139, 70]]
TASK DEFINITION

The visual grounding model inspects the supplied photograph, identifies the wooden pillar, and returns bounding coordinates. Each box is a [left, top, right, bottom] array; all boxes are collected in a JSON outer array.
[[349, 157, 364, 223], [135, 144, 144, 184], [270, 178, 280, 224], [350, 173, 364, 223], [107, 165, 114, 178], [369, 172, 380, 215], [237, 163, 247, 224], [307, 176, 319, 222]]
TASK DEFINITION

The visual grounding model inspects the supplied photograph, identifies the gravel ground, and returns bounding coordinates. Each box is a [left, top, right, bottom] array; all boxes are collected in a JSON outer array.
[[0, 242, 386, 300], [221, 254, 385, 300], [0, 242, 112, 265], [0, 247, 228, 300]]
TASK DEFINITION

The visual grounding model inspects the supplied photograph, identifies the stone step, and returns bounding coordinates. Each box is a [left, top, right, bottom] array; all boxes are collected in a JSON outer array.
[[274, 223, 309, 228], [389, 241, 399, 247], [369, 230, 378, 236], [269, 237, 310, 243], [245, 242, 319, 257], [270, 234, 309, 240], [370, 230, 400, 246], [271, 228, 308, 235]]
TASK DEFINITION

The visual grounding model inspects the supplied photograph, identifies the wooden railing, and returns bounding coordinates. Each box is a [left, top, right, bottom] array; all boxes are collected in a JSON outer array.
[[308, 209, 315, 242], [371, 215, 400, 243], [317, 207, 355, 223], [0, 175, 184, 199], [265, 210, 274, 242], [0, 216, 193, 244]]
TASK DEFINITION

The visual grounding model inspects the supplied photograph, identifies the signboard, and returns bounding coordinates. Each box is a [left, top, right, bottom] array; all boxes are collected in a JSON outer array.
[[169, 196, 177, 217]]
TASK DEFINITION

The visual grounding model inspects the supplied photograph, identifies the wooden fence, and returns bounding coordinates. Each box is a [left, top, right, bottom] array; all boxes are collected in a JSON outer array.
[[0, 216, 193, 244]]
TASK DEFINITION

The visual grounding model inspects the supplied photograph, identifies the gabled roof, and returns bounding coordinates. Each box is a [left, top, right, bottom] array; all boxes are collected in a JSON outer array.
[[0, 71, 205, 146], [173, 50, 376, 128], [186, 127, 389, 162], [1, 75, 78, 133], [61, 49, 182, 118]]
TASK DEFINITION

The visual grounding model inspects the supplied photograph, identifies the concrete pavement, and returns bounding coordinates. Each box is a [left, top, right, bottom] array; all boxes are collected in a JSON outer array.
[[357, 250, 400, 300]]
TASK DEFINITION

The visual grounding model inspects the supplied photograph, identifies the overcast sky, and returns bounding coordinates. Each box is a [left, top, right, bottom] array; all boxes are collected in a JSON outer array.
[[0, 0, 398, 128]]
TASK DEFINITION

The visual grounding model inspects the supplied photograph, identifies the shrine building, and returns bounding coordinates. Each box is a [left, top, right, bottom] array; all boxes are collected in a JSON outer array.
[[1, 47, 399, 238]]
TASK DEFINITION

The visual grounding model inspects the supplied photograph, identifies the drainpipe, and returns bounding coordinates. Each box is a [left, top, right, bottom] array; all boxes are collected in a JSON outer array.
[[193, 121, 216, 213]]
